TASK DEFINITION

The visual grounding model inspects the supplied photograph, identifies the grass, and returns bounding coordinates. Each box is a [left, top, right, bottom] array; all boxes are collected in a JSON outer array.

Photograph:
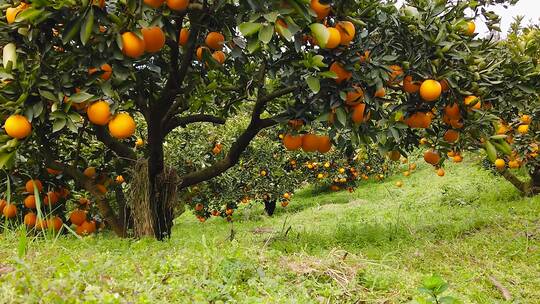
[[0, 159, 539, 303]]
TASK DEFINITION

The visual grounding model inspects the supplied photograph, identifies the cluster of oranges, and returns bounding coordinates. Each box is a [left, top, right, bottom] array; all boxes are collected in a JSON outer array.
[[282, 132, 332, 153], [195, 32, 227, 65], [86, 101, 136, 139]]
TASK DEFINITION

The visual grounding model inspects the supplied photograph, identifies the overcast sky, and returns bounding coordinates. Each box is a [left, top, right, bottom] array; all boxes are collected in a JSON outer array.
[[395, 0, 540, 35]]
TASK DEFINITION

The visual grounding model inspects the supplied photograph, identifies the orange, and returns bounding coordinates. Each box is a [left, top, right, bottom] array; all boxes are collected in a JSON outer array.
[[35, 218, 47, 230], [517, 124, 529, 134], [374, 87, 386, 98], [196, 46, 209, 61], [351, 103, 366, 124], [444, 103, 461, 119], [520, 114, 532, 125], [43, 191, 59, 206], [24, 212, 37, 227], [436, 168, 445, 177], [466, 21, 475, 36], [335, 21, 355, 45], [25, 179, 43, 193], [205, 32, 225, 50], [93, 0, 105, 8], [83, 167, 96, 179], [281, 201, 289, 207], [96, 184, 107, 194], [212, 51, 226, 64], [87, 100, 111, 125], [4, 114, 32, 139], [47, 216, 63, 232], [317, 135, 332, 153], [440, 79, 450, 91], [108, 113, 136, 139], [345, 86, 364, 106], [494, 158, 505, 170], [76, 220, 96, 235], [195, 203, 204, 211], [179, 28, 190, 46], [88, 63, 112, 80], [508, 160, 520, 169], [388, 65, 403, 83], [310, 0, 330, 20], [403, 75, 419, 93], [395, 181, 403, 188], [453, 155, 463, 163], [464, 95, 481, 110], [142, 27, 166, 53], [329, 62, 352, 84], [388, 150, 401, 161], [283, 134, 303, 150], [0, 199, 6, 213], [6, 3, 29, 24], [46, 167, 62, 175], [419, 79, 442, 102], [166, 0, 189, 11], [115, 175, 125, 184], [324, 27, 341, 49], [3, 204, 17, 218], [405, 112, 432, 129], [403, 171, 410, 177], [121, 32, 146, 59], [359, 50, 370, 63], [135, 137, 144, 147], [24, 195, 36, 209], [302, 134, 319, 152], [443, 130, 459, 143], [423, 150, 441, 165], [144, 0, 164, 8]]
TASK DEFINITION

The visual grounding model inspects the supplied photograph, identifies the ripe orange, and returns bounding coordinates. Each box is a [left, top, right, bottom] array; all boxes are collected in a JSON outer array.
[[3, 204, 17, 218], [46, 167, 62, 175], [508, 160, 520, 169], [436, 168, 445, 177], [466, 21, 475, 36], [24, 195, 36, 209], [135, 137, 144, 147], [403, 171, 410, 177], [77, 220, 96, 235], [212, 51, 226, 64], [351, 103, 366, 124], [4, 114, 32, 139], [195, 203, 204, 211], [47, 216, 63, 232], [345, 86, 364, 106], [517, 124, 529, 134], [324, 27, 341, 49], [84, 166, 96, 178], [310, 0, 330, 20], [87, 100, 111, 125], [443, 130, 459, 143], [317, 135, 332, 153], [388, 65, 403, 83], [423, 150, 441, 165], [464, 95, 481, 110], [409, 163, 417, 170], [444, 103, 461, 119], [6, 3, 28, 24], [0, 199, 6, 213], [115, 175, 125, 184], [196, 46, 209, 61], [494, 158, 505, 170], [121, 32, 146, 59], [142, 27, 166, 53], [403, 75, 420, 93], [205, 32, 225, 50], [79, 197, 90, 206], [96, 184, 107, 194], [520, 114, 532, 125], [405, 112, 432, 129], [25, 179, 43, 193], [43, 191, 59, 206], [283, 134, 303, 150], [144, 0, 164, 8], [388, 150, 401, 161], [281, 201, 289, 207], [335, 21, 355, 45], [359, 50, 370, 63], [374, 87, 386, 98], [35, 218, 47, 230], [453, 155, 463, 163], [440, 79, 450, 91], [166, 0, 189, 11], [179, 28, 190, 46], [302, 134, 320, 152], [59, 187, 70, 198], [419, 79, 442, 102], [24, 212, 37, 227], [395, 181, 403, 188], [108, 113, 136, 139], [329, 62, 352, 84], [101, 63, 112, 80]]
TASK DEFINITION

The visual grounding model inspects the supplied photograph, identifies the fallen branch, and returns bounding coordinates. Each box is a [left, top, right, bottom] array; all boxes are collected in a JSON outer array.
[[488, 275, 512, 301]]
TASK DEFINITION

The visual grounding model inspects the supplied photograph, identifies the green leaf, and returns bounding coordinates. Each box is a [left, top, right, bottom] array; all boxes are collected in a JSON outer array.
[[263, 12, 279, 22], [62, 18, 82, 45], [239, 22, 262, 37], [312, 55, 327, 68], [336, 107, 347, 126], [80, 8, 94, 45], [70, 92, 94, 103], [319, 71, 337, 79], [309, 23, 328, 48], [38, 89, 57, 102], [258, 25, 274, 44], [247, 38, 260, 54], [52, 118, 67, 133], [306, 76, 320, 93], [15, 8, 43, 22], [0, 151, 16, 169]]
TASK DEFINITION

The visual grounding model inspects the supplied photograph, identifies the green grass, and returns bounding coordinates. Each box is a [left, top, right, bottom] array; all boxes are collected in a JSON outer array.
[[1, 160, 539, 303]]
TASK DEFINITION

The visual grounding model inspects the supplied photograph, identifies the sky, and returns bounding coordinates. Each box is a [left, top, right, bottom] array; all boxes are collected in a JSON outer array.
[[395, 0, 540, 36]]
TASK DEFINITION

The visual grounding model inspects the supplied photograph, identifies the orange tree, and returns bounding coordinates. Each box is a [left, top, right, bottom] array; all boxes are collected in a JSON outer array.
[[0, 0, 534, 239]]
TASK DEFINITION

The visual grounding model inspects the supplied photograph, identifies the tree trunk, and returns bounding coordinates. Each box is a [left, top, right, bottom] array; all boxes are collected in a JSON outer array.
[[529, 166, 540, 195]]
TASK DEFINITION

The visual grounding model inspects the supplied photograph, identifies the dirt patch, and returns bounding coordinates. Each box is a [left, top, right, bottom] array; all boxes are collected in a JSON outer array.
[[251, 227, 274, 234]]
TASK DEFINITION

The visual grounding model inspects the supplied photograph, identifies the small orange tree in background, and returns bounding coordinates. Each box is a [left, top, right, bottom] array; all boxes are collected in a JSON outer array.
[[0, 0, 537, 239]]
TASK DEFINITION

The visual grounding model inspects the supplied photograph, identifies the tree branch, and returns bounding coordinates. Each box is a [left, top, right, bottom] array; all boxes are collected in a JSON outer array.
[[500, 169, 531, 196], [164, 114, 226, 134], [93, 126, 137, 160]]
